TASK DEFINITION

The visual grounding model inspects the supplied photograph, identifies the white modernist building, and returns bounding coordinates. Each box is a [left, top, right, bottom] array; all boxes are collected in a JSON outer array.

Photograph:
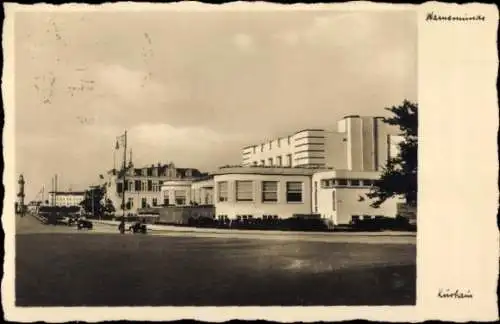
[[212, 115, 406, 225], [242, 115, 403, 171]]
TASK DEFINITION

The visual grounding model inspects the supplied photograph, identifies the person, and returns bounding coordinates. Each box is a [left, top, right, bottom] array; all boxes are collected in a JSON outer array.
[[118, 219, 125, 234]]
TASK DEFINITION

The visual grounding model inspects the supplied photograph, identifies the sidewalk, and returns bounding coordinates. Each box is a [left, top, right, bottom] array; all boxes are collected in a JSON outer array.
[[90, 219, 417, 237]]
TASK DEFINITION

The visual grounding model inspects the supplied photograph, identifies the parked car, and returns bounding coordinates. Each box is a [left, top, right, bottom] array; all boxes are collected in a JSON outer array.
[[77, 218, 93, 230], [129, 221, 147, 234]]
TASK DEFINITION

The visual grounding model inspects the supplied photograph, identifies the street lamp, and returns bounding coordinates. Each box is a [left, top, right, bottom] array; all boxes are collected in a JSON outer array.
[[116, 130, 128, 234]]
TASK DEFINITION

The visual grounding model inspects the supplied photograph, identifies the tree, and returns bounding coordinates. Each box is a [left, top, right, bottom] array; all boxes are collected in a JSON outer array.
[[104, 198, 116, 214], [80, 185, 107, 217], [367, 100, 418, 208]]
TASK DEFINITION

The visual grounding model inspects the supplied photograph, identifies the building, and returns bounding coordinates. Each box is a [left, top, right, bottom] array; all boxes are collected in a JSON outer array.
[[105, 162, 208, 214], [215, 115, 406, 225], [242, 115, 402, 171], [47, 191, 85, 207], [213, 166, 316, 221], [312, 170, 403, 225], [211, 166, 403, 225]]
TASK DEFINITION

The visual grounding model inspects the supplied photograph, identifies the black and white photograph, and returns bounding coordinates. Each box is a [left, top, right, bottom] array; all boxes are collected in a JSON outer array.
[[2, 1, 498, 322]]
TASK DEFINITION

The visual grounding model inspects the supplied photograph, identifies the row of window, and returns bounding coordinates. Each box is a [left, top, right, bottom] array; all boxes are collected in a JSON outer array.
[[320, 178, 377, 188], [251, 154, 293, 167], [250, 137, 293, 153], [217, 181, 303, 203], [117, 180, 163, 193], [123, 197, 186, 209]]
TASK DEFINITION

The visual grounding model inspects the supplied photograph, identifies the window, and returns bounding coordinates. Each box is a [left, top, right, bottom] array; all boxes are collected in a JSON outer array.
[[236, 180, 253, 201], [287, 136, 291, 145], [262, 181, 278, 202], [117, 182, 123, 193], [321, 179, 328, 188], [163, 198, 169, 206], [362, 179, 374, 186], [217, 181, 228, 202], [152, 198, 157, 206], [268, 158, 273, 166], [175, 190, 186, 205], [286, 182, 303, 203], [337, 179, 348, 186], [314, 181, 318, 212], [286, 154, 292, 166], [276, 156, 282, 166], [269, 142, 272, 149], [332, 190, 336, 211], [350, 179, 360, 186], [135, 180, 141, 192], [147, 180, 153, 191], [147, 168, 153, 177], [277, 139, 281, 148], [261, 144, 264, 152], [141, 198, 147, 208]]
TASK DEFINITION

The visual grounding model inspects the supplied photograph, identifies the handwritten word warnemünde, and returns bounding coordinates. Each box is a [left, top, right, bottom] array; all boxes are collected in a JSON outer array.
[[426, 12, 486, 22], [438, 289, 473, 299]]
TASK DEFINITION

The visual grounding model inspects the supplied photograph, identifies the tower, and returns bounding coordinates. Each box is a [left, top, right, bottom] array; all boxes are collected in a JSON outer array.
[[17, 174, 25, 215]]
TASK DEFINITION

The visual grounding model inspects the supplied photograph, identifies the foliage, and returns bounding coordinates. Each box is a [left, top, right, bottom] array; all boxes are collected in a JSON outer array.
[[80, 185, 115, 217], [367, 100, 418, 208]]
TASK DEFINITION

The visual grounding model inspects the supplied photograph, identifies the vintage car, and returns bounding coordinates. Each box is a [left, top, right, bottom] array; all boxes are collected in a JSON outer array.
[[128, 221, 147, 234], [76, 218, 93, 230]]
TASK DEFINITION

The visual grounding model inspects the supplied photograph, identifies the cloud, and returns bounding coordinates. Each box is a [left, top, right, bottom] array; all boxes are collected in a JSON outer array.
[[130, 123, 247, 148], [233, 33, 255, 52], [274, 31, 300, 46]]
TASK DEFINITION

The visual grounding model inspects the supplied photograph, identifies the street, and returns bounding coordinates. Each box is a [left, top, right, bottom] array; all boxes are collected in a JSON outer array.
[[15, 215, 416, 306]]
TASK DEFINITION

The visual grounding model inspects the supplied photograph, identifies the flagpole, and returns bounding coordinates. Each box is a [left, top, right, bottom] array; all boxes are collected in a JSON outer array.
[[122, 130, 127, 220]]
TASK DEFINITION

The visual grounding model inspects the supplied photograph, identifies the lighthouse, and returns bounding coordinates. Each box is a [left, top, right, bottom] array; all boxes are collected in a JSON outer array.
[[17, 174, 25, 215]]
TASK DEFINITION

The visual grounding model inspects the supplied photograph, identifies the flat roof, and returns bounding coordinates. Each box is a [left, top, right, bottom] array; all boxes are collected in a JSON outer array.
[[212, 166, 331, 176], [313, 169, 382, 179]]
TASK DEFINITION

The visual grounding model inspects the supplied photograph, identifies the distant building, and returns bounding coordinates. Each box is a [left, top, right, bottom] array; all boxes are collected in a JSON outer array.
[[47, 191, 85, 207], [105, 162, 209, 214], [241, 116, 402, 171]]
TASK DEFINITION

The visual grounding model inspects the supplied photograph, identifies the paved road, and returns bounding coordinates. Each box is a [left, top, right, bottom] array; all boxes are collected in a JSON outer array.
[[17, 214, 417, 243], [16, 214, 117, 235], [16, 215, 416, 244]]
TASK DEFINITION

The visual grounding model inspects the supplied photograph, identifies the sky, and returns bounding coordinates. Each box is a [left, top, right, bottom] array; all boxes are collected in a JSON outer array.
[[14, 8, 417, 201]]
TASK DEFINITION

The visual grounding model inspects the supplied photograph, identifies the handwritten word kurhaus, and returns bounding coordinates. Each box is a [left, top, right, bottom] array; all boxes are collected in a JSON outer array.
[[426, 12, 486, 22], [438, 289, 473, 299]]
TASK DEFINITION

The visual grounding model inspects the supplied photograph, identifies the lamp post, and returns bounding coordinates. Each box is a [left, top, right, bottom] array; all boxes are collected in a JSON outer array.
[[117, 130, 127, 233]]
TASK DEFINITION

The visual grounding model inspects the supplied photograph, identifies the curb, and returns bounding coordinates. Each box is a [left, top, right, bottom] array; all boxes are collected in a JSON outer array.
[[90, 220, 417, 237]]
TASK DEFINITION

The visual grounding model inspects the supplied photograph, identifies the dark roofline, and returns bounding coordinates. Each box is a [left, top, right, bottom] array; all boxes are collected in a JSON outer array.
[[291, 128, 325, 136], [48, 191, 85, 195]]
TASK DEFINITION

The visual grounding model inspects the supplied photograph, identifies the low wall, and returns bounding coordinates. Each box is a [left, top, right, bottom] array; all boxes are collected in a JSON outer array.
[[137, 205, 215, 225]]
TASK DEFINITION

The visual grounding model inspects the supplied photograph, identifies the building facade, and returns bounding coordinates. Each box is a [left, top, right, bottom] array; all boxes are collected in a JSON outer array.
[[105, 162, 208, 214], [47, 191, 85, 207], [312, 170, 403, 225], [242, 116, 402, 171], [213, 166, 317, 221], [211, 167, 402, 225]]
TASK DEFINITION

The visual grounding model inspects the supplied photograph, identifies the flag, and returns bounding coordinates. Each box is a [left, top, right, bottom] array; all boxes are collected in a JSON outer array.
[[115, 134, 126, 150]]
